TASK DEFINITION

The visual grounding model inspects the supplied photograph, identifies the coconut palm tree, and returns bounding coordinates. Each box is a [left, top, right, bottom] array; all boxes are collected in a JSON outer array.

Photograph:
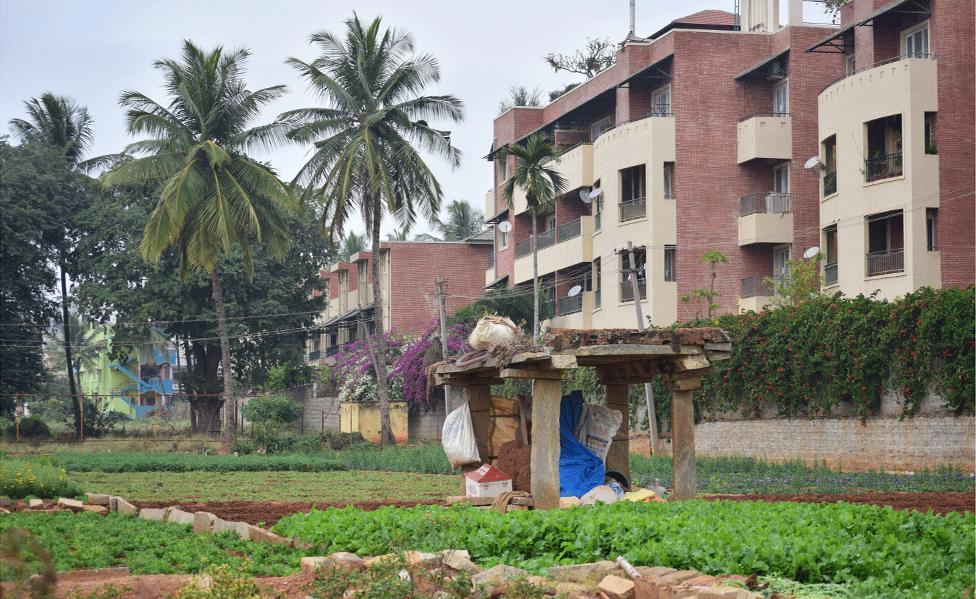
[[10, 92, 96, 437], [500, 133, 567, 337], [339, 231, 367, 260], [102, 41, 293, 440], [435, 200, 485, 241], [281, 15, 463, 444]]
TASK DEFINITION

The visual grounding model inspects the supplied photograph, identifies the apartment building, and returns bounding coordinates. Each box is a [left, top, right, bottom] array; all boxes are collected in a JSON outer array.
[[485, 0, 973, 327], [308, 236, 493, 361], [809, 0, 974, 297]]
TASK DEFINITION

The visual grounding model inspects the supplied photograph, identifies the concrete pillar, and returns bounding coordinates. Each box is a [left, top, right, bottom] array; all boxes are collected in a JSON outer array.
[[530, 378, 562, 509], [788, 0, 803, 26], [604, 383, 631, 483], [671, 389, 696, 500]]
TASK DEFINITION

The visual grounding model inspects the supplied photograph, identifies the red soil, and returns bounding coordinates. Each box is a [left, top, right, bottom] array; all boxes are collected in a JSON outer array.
[[704, 491, 975, 515]]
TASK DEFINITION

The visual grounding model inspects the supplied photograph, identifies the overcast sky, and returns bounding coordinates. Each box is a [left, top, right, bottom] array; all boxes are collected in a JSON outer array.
[[0, 0, 831, 237]]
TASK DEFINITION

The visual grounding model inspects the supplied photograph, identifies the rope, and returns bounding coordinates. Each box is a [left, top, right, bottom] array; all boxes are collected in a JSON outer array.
[[490, 490, 531, 513]]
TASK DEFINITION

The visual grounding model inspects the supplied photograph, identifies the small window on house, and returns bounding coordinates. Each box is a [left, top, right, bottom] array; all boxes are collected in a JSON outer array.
[[619, 165, 646, 221], [663, 163, 675, 199], [664, 245, 676, 282], [823, 225, 838, 285], [592, 179, 602, 231], [822, 135, 837, 196], [497, 158, 508, 182], [591, 116, 613, 140], [926, 208, 938, 251], [903, 22, 930, 58], [864, 114, 903, 182], [866, 210, 905, 276], [593, 257, 602, 308], [773, 80, 789, 116], [499, 228, 508, 249], [924, 112, 937, 154], [650, 85, 671, 116], [845, 53, 856, 75]]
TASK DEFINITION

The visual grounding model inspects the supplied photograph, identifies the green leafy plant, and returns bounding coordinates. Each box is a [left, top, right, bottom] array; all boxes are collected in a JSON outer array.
[[682, 250, 728, 318], [175, 564, 264, 599], [241, 395, 302, 453], [0, 456, 81, 499]]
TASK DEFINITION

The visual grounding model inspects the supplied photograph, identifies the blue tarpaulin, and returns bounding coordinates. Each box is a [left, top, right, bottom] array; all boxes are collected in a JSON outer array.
[[559, 391, 605, 497]]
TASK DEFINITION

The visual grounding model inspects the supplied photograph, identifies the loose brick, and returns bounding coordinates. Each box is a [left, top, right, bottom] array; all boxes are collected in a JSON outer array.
[[82, 505, 108, 514], [57, 497, 84, 512], [598, 574, 635, 599], [86, 493, 110, 506], [138, 508, 166, 521]]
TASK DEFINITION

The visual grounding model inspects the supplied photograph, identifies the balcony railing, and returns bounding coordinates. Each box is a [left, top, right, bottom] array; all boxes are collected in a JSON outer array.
[[594, 288, 601, 309], [557, 294, 582, 315], [866, 248, 904, 276], [308, 350, 321, 361], [822, 52, 937, 92], [619, 197, 646, 222], [741, 275, 774, 299], [824, 262, 838, 285], [823, 170, 837, 196], [537, 228, 556, 250], [619, 280, 647, 302], [740, 192, 791, 216], [557, 218, 582, 241], [515, 238, 532, 258], [865, 151, 903, 182]]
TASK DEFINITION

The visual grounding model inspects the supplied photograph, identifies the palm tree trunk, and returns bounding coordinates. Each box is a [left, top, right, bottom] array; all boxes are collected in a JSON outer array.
[[368, 206, 394, 445], [211, 268, 235, 441], [60, 259, 82, 440], [531, 211, 540, 338]]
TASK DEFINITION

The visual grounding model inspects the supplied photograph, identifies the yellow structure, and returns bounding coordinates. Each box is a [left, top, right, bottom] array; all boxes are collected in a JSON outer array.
[[339, 400, 409, 444]]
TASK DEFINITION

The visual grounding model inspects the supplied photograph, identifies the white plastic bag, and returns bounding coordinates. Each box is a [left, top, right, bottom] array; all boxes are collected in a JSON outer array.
[[574, 403, 623, 463], [442, 401, 480, 468]]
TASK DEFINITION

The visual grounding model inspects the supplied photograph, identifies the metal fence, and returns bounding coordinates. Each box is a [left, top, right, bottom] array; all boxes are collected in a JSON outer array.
[[557, 294, 583, 315], [740, 275, 774, 298], [740, 192, 791, 216], [557, 218, 582, 241], [865, 151, 903, 182], [866, 248, 904, 276], [515, 238, 532, 258], [619, 197, 646, 222]]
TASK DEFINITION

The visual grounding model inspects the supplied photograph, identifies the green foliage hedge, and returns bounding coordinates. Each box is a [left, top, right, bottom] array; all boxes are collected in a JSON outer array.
[[699, 287, 974, 418], [54, 452, 346, 473], [0, 512, 303, 577], [274, 501, 974, 598]]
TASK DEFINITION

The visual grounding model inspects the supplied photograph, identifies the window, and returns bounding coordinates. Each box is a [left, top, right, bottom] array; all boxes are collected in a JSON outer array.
[[592, 179, 602, 231], [822, 135, 837, 196], [865, 114, 903, 182], [773, 163, 790, 193], [591, 116, 613, 140], [497, 158, 507, 182], [845, 53, 856, 76], [926, 208, 938, 251], [866, 210, 905, 276], [619, 247, 647, 302], [663, 163, 675, 199], [593, 258, 602, 308], [924, 112, 937, 154], [773, 245, 791, 286], [650, 85, 671, 116], [664, 245, 676, 282], [823, 225, 838, 285], [499, 227, 509, 249], [773, 80, 789, 115], [619, 165, 646, 221], [903, 22, 929, 58]]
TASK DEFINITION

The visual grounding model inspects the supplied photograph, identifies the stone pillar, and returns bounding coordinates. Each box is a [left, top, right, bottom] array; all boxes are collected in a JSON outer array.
[[604, 383, 631, 483], [530, 378, 562, 509], [460, 385, 492, 494], [671, 389, 696, 500]]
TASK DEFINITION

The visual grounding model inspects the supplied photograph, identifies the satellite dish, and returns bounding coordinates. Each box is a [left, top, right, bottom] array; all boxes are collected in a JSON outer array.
[[567, 285, 582, 297], [578, 189, 592, 205], [589, 188, 603, 201], [803, 246, 821, 259], [803, 156, 822, 169], [498, 221, 512, 233]]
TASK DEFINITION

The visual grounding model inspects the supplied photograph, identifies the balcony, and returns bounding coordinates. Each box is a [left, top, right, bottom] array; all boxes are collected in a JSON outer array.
[[737, 114, 792, 164], [823, 262, 838, 286], [557, 294, 582, 315], [619, 197, 646, 222], [738, 192, 793, 246], [619, 279, 647, 303], [739, 275, 774, 313], [823, 170, 837, 197], [552, 142, 593, 193], [865, 151, 903, 183], [866, 248, 904, 277], [485, 263, 495, 287], [513, 217, 595, 284]]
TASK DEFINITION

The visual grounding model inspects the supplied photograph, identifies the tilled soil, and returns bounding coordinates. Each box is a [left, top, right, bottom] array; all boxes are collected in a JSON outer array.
[[44, 568, 317, 599], [132, 498, 445, 525], [704, 491, 975, 515]]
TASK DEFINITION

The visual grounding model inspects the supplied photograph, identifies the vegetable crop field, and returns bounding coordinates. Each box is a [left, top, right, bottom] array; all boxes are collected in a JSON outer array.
[[273, 500, 975, 598]]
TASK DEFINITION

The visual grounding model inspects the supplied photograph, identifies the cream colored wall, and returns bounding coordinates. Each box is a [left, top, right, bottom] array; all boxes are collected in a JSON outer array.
[[818, 57, 940, 300], [738, 212, 794, 246], [513, 216, 594, 284], [589, 116, 678, 328], [738, 295, 775, 313], [737, 115, 792, 163], [552, 143, 593, 192]]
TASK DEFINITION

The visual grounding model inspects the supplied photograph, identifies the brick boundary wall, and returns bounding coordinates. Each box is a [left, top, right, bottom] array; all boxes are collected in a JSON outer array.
[[633, 416, 975, 473]]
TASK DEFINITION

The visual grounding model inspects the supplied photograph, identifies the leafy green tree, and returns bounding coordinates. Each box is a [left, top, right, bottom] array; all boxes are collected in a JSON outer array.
[[435, 200, 484, 241], [766, 254, 824, 308], [75, 186, 329, 433], [241, 394, 302, 452], [499, 133, 567, 337], [102, 42, 293, 440], [338, 231, 367, 260], [8, 93, 97, 434], [282, 15, 463, 444], [682, 250, 728, 319]]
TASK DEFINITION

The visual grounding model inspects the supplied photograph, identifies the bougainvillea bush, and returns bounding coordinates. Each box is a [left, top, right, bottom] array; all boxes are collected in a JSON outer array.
[[331, 321, 470, 408]]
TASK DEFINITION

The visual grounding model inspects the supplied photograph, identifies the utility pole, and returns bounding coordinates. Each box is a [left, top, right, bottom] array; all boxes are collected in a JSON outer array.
[[625, 241, 660, 455], [436, 276, 461, 414]]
